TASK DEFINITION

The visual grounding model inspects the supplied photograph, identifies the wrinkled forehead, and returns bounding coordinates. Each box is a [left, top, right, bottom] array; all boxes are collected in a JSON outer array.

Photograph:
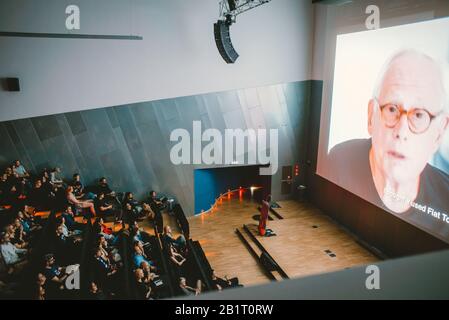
[[379, 54, 445, 112]]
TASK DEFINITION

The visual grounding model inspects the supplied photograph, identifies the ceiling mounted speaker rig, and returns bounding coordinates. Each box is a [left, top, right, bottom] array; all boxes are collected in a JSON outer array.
[[215, 0, 272, 64], [214, 20, 239, 64]]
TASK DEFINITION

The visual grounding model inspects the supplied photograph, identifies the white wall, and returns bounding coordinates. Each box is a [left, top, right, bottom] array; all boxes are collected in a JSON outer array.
[[0, 0, 313, 122]]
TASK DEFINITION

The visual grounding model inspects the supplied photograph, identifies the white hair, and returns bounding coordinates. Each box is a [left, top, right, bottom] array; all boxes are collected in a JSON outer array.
[[372, 49, 449, 113]]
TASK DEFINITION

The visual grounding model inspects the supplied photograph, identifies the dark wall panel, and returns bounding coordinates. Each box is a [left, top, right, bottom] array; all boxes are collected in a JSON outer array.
[[0, 124, 20, 165], [31, 115, 62, 141], [82, 109, 118, 156], [65, 112, 87, 135], [106, 108, 119, 129], [13, 119, 48, 171], [0, 81, 310, 216]]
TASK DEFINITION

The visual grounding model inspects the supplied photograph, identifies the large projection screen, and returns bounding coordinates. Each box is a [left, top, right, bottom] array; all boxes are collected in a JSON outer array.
[[316, 17, 449, 242]]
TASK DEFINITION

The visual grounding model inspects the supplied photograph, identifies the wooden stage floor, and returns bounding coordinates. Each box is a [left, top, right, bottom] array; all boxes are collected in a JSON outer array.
[[188, 193, 379, 288]]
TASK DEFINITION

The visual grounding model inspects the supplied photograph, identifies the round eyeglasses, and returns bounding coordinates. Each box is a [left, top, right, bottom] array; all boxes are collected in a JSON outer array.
[[374, 98, 443, 134]]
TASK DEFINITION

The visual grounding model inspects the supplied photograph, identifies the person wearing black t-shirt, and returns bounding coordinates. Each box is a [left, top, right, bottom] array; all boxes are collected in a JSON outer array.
[[94, 193, 114, 217], [28, 180, 49, 210], [211, 270, 242, 291], [35, 272, 47, 300], [93, 248, 119, 294], [124, 192, 140, 208], [135, 268, 152, 300], [327, 50, 449, 240], [71, 173, 83, 196], [96, 177, 115, 198], [88, 281, 107, 300], [148, 190, 166, 211], [0, 173, 10, 204], [43, 254, 69, 297]]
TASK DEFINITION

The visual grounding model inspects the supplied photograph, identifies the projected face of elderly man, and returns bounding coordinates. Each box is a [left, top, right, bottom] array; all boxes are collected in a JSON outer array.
[[367, 51, 449, 213]]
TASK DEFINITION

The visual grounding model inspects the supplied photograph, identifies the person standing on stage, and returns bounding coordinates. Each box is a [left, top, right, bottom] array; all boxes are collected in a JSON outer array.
[[258, 195, 271, 236]]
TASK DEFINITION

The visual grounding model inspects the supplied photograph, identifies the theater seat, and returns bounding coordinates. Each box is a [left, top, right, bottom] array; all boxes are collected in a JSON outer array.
[[74, 216, 85, 223], [34, 211, 51, 219]]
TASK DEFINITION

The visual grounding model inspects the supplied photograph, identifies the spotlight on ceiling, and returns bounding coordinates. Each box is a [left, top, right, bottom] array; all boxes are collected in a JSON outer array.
[[214, 0, 272, 64]]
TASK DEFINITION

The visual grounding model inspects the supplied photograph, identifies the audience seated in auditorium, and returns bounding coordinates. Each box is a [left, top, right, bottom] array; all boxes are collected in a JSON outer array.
[[4, 167, 16, 182], [54, 224, 82, 261], [71, 173, 96, 200], [5, 164, 28, 197], [133, 241, 155, 269], [130, 221, 151, 247], [40, 169, 51, 190], [94, 192, 115, 217], [28, 179, 50, 210], [93, 217, 118, 245], [13, 160, 30, 179], [16, 172, 28, 196], [36, 283, 46, 300], [4, 223, 28, 248], [17, 211, 41, 234], [98, 235, 122, 264], [4, 167, 13, 177], [123, 202, 140, 224], [96, 241, 110, 262], [0, 173, 9, 204], [134, 268, 152, 300], [95, 177, 115, 198], [4, 180, 26, 210], [168, 242, 186, 268], [41, 175, 56, 197], [93, 247, 120, 294], [43, 254, 78, 296], [124, 192, 139, 209], [43, 254, 67, 286], [49, 167, 64, 188], [142, 202, 156, 220], [125, 192, 156, 220], [0, 170, 25, 208], [61, 206, 84, 232], [58, 217, 82, 239], [148, 190, 166, 211], [88, 281, 107, 300], [141, 260, 163, 298], [40, 172, 66, 209], [179, 277, 202, 296], [35, 272, 47, 300], [66, 186, 96, 217], [0, 232, 28, 271], [1, 159, 219, 300], [140, 260, 158, 282], [211, 270, 242, 291], [13, 218, 28, 244], [162, 225, 186, 251]]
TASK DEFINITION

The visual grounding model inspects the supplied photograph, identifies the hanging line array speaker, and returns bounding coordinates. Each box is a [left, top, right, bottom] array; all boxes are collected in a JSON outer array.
[[214, 20, 239, 64]]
